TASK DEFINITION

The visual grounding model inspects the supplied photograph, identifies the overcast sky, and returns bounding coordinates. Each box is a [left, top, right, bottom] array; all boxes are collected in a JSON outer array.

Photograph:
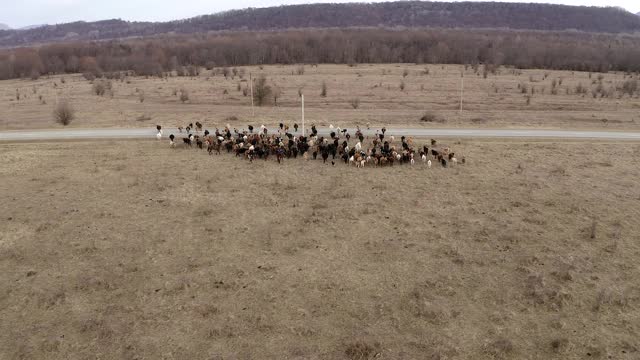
[[1, 0, 638, 29]]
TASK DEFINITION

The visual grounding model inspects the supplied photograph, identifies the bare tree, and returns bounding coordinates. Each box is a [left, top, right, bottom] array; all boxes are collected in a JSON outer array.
[[253, 75, 272, 106], [272, 85, 282, 106], [180, 88, 190, 103]]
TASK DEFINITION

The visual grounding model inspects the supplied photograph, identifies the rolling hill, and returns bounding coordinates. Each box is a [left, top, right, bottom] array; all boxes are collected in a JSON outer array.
[[1, 1, 640, 47]]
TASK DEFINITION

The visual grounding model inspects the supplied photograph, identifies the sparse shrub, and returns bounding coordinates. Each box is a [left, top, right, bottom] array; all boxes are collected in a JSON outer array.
[[350, 98, 360, 109], [296, 65, 305, 75], [226, 115, 239, 121], [179, 89, 190, 103], [172, 88, 178, 96], [272, 85, 282, 106], [403, 68, 409, 77], [136, 114, 151, 122], [400, 80, 405, 91], [53, 100, 75, 126], [242, 87, 248, 97], [526, 95, 531, 105], [92, 80, 112, 96], [138, 90, 145, 103], [420, 112, 444, 123], [344, 341, 380, 360], [60, 77, 66, 84], [232, 67, 238, 77], [237, 83, 241, 91], [186, 65, 199, 77], [423, 67, 430, 75], [520, 83, 528, 94], [550, 338, 569, 353], [483, 338, 514, 358], [83, 72, 96, 81], [253, 75, 272, 106], [222, 67, 230, 78], [621, 79, 637, 96], [223, 89, 228, 95], [575, 83, 587, 94], [30, 70, 40, 80], [320, 81, 327, 97]]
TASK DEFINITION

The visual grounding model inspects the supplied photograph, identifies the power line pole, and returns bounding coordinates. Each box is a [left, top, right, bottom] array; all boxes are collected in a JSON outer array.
[[301, 94, 305, 137], [459, 71, 464, 116], [250, 72, 254, 119]]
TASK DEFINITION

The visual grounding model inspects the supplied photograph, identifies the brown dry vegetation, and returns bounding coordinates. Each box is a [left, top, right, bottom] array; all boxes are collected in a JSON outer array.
[[1, 139, 639, 359], [1, 64, 639, 131]]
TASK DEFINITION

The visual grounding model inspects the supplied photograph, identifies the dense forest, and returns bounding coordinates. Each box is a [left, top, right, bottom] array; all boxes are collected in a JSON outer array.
[[1, 2, 640, 47], [1, 28, 639, 81]]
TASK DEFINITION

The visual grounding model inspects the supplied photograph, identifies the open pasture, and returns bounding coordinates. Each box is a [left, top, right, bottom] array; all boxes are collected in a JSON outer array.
[[1, 64, 639, 131], [1, 139, 639, 359]]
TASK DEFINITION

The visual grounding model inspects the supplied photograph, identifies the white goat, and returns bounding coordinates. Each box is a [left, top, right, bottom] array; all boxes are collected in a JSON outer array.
[[427, 160, 432, 169]]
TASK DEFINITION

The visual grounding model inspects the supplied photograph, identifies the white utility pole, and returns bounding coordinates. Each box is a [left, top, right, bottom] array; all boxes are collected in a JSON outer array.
[[459, 71, 464, 115], [301, 94, 305, 136], [250, 72, 254, 119]]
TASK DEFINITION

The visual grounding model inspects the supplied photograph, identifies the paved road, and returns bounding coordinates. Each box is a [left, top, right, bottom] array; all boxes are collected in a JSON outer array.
[[1, 127, 640, 141]]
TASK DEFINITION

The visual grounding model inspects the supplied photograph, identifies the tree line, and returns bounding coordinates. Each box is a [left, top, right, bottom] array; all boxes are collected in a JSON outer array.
[[1, 28, 640, 80]]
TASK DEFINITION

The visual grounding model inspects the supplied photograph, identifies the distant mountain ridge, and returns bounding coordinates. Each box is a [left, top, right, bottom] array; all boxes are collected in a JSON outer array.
[[1, 1, 640, 47], [0, 23, 10, 30]]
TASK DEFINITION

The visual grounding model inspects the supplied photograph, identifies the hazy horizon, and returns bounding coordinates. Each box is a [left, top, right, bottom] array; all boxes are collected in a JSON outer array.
[[1, 0, 639, 29]]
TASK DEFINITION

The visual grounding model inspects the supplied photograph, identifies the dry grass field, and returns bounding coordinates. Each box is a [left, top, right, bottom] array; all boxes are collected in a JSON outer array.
[[1, 64, 639, 131], [1, 139, 639, 359]]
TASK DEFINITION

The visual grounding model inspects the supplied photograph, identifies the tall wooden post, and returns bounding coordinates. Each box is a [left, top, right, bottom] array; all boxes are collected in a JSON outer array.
[[459, 71, 464, 115], [301, 94, 305, 137], [250, 72, 254, 119]]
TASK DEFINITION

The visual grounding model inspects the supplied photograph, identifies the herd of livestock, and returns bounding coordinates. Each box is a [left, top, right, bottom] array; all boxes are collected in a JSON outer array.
[[155, 123, 465, 168]]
